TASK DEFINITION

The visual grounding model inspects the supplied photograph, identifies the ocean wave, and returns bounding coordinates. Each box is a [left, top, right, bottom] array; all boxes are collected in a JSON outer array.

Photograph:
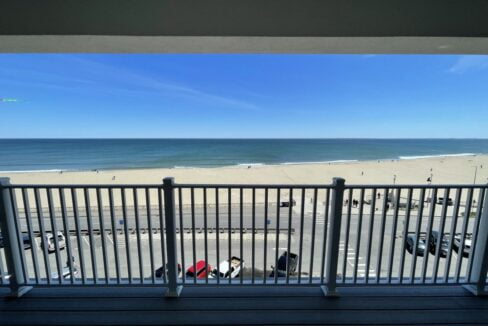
[[398, 153, 477, 160], [281, 160, 359, 165], [0, 169, 66, 173], [237, 163, 265, 167]]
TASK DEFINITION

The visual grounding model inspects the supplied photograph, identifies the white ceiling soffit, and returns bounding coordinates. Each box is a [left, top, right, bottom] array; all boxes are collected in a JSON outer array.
[[1, 36, 488, 54], [1, 0, 488, 54]]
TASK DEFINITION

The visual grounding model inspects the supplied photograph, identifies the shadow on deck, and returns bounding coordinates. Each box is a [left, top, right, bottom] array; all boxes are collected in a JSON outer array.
[[1, 286, 488, 325]]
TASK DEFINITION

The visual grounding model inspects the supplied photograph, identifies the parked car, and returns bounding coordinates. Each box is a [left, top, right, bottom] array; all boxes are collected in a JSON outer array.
[[280, 200, 296, 207], [154, 264, 182, 278], [0, 232, 31, 250], [437, 197, 454, 206], [186, 260, 213, 279], [405, 234, 428, 256], [211, 257, 244, 279], [453, 234, 472, 258], [42, 231, 66, 253], [269, 251, 298, 277], [429, 231, 449, 257]]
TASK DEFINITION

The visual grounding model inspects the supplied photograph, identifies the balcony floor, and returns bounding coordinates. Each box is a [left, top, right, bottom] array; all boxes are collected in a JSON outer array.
[[1, 285, 487, 325]]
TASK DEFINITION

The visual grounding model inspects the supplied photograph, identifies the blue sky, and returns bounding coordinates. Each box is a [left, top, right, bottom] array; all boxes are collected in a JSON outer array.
[[0, 54, 487, 138]]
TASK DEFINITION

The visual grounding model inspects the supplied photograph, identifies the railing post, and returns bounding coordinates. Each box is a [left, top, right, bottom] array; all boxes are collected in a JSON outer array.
[[162, 177, 182, 297], [0, 178, 32, 298], [321, 177, 345, 297], [464, 186, 488, 296]]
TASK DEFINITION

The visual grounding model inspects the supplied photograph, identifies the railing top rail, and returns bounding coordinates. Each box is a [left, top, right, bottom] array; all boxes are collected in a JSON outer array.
[[344, 184, 488, 189], [1, 183, 486, 189]]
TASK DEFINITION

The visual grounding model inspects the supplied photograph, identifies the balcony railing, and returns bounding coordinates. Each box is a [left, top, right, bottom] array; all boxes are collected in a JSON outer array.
[[0, 177, 487, 298]]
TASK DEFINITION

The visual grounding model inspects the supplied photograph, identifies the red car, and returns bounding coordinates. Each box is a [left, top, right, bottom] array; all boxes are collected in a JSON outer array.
[[186, 260, 213, 279]]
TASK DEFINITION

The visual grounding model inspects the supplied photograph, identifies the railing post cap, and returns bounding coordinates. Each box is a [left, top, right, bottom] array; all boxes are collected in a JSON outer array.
[[163, 177, 175, 185], [332, 177, 345, 187], [0, 177, 11, 186]]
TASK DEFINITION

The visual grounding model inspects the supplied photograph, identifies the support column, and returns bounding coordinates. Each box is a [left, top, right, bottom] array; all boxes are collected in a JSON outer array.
[[464, 186, 488, 296], [321, 177, 345, 297], [0, 178, 32, 298], [162, 177, 182, 297]]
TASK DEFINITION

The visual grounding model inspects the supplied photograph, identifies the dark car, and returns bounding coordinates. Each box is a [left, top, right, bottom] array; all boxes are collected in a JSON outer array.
[[429, 231, 449, 257], [269, 251, 298, 277], [155, 264, 182, 278], [437, 197, 453, 206], [405, 235, 428, 256], [0, 233, 31, 250], [453, 234, 471, 258]]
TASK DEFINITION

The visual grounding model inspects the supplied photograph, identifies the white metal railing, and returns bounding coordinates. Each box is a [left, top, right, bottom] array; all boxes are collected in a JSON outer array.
[[0, 177, 487, 298]]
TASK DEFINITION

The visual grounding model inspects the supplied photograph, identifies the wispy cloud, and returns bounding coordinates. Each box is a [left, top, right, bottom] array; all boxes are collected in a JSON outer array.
[[66, 55, 260, 111], [448, 55, 488, 74]]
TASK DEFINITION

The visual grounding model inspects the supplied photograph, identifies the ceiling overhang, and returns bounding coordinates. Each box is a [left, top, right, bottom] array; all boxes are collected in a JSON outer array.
[[2, 0, 488, 53]]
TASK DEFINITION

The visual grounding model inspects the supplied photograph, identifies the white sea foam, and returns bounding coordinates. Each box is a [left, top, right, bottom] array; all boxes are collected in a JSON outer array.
[[281, 160, 359, 165], [237, 163, 265, 167], [398, 153, 477, 160], [0, 169, 66, 174]]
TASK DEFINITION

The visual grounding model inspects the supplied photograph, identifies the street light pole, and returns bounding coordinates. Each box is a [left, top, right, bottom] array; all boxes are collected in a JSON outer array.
[[473, 166, 478, 184]]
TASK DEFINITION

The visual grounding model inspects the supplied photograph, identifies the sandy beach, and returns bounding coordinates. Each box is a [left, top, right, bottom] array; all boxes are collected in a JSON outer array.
[[3, 154, 488, 186]]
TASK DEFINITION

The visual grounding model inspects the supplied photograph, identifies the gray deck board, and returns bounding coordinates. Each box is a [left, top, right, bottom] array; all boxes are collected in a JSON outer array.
[[1, 286, 487, 325]]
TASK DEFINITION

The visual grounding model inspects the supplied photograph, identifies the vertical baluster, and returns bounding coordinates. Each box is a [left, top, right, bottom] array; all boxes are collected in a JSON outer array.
[[409, 188, 425, 284], [353, 188, 365, 283], [22, 189, 40, 284], [365, 188, 377, 284], [96, 188, 109, 284], [59, 188, 75, 285], [454, 188, 473, 283], [285, 188, 293, 284], [178, 187, 185, 284], [444, 188, 462, 283], [108, 188, 121, 284], [46, 188, 63, 284], [421, 188, 437, 283], [203, 188, 209, 284], [71, 189, 86, 284], [251, 188, 256, 284], [263, 188, 268, 284], [341, 189, 353, 283], [84, 188, 98, 283], [34, 188, 51, 284], [145, 188, 155, 284], [133, 188, 143, 283], [309, 188, 318, 284], [398, 188, 413, 284], [190, 188, 196, 285], [239, 188, 244, 284], [387, 188, 401, 284], [320, 188, 330, 284], [157, 188, 167, 284], [274, 188, 280, 284], [121, 188, 132, 284], [228, 188, 232, 285], [215, 188, 220, 284], [297, 188, 305, 284], [467, 188, 486, 283], [375, 188, 389, 284], [433, 188, 450, 283]]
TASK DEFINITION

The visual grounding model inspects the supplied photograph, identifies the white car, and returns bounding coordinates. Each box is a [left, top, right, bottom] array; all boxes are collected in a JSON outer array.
[[42, 231, 66, 253], [212, 257, 244, 279]]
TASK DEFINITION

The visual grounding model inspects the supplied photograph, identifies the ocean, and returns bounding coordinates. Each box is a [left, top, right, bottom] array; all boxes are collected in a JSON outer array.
[[0, 139, 487, 172]]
